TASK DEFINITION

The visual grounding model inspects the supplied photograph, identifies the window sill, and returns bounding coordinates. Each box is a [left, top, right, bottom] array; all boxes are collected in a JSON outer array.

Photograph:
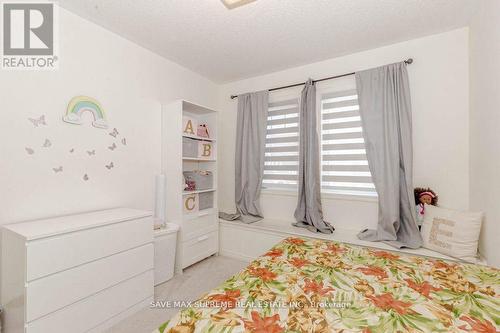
[[261, 188, 378, 203]]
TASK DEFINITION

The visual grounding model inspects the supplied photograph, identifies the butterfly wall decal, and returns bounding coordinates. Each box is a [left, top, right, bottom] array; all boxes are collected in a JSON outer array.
[[109, 128, 119, 138], [69, 148, 75, 153], [42, 139, 52, 148], [25, 147, 35, 155], [28, 115, 47, 127], [83, 174, 89, 181], [108, 143, 117, 151], [53, 166, 63, 173], [105, 162, 114, 170], [121, 138, 127, 146], [87, 150, 96, 156]]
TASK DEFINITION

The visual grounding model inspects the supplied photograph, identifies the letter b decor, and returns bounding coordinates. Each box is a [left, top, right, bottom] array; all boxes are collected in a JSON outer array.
[[198, 142, 213, 159]]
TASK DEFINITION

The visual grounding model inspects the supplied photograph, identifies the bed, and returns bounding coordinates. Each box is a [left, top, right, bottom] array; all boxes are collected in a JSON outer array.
[[155, 237, 499, 333]]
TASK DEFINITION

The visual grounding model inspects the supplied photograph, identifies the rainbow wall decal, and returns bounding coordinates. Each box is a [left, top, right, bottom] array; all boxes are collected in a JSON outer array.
[[63, 96, 108, 129]]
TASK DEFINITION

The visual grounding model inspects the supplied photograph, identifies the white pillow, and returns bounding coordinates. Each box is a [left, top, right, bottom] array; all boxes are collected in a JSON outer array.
[[420, 205, 483, 263]]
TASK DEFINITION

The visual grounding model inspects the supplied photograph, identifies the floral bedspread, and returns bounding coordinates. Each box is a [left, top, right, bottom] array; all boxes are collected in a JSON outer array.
[[155, 237, 499, 333]]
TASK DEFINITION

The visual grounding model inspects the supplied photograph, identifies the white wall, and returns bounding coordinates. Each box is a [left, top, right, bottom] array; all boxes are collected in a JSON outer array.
[[469, 0, 500, 268], [0, 8, 218, 224], [1, 7, 489, 265], [218, 28, 470, 231]]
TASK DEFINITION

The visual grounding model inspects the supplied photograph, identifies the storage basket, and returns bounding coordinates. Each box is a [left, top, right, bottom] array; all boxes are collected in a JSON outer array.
[[198, 192, 214, 211], [183, 170, 213, 190], [182, 137, 198, 158], [154, 224, 179, 285]]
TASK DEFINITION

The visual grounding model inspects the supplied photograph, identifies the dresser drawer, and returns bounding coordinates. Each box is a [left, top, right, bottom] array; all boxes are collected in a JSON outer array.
[[26, 243, 153, 322], [26, 270, 153, 333], [26, 217, 153, 281], [182, 231, 218, 268], [182, 213, 218, 241]]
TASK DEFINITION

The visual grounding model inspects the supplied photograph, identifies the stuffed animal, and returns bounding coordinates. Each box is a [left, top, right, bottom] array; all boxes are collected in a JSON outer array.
[[197, 124, 210, 138], [184, 179, 196, 192], [414, 187, 438, 227]]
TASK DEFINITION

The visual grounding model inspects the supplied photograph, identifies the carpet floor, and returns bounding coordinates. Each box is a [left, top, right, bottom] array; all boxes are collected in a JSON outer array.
[[105, 255, 248, 333]]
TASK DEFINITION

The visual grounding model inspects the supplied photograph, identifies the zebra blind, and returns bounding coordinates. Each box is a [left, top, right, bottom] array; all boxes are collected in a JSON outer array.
[[263, 98, 300, 190], [320, 89, 377, 196]]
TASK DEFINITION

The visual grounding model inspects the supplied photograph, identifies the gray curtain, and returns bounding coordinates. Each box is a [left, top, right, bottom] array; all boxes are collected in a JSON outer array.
[[293, 79, 335, 234], [232, 91, 269, 223], [356, 62, 422, 249]]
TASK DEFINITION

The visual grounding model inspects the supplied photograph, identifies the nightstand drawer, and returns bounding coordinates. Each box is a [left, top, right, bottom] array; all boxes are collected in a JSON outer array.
[[182, 213, 217, 241], [182, 231, 218, 268]]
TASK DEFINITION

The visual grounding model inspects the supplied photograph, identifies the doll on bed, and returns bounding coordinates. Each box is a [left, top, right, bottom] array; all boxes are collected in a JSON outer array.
[[414, 187, 438, 228]]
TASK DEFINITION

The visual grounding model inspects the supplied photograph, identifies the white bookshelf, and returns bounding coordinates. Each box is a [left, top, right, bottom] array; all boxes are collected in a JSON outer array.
[[162, 100, 218, 273]]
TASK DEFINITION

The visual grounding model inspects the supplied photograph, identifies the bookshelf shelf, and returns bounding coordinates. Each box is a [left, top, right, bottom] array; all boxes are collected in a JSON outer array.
[[183, 188, 216, 195], [182, 134, 216, 142], [182, 157, 217, 162]]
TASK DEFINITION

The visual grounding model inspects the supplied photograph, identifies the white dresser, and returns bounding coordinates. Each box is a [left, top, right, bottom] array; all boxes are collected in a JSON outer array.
[[0, 208, 154, 333]]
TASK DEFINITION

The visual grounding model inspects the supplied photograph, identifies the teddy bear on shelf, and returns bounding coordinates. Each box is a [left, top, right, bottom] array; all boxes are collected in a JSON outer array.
[[414, 187, 438, 228]]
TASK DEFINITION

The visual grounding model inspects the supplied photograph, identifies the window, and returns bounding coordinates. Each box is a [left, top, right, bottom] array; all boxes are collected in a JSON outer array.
[[262, 87, 376, 198], [320, 89, 376, 196], [263, 98, 300, 190]]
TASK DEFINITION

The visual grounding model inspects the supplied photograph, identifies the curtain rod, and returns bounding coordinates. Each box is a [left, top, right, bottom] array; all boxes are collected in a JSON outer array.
[[230, 58, 414, 99]]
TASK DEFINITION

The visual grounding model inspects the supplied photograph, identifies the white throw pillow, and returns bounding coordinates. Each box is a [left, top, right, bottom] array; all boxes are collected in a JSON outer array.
[[420, 205, 483, 263]]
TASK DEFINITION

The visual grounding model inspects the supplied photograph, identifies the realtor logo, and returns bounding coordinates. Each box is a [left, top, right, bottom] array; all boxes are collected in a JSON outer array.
[[1, 1, 59, 70]]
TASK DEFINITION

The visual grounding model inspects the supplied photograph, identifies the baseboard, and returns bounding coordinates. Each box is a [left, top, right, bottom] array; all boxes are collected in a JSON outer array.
[[218, 249, 254, 262]]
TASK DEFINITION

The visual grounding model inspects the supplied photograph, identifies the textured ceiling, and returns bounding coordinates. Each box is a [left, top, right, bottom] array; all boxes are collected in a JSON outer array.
[[60, 0, 478, 83]]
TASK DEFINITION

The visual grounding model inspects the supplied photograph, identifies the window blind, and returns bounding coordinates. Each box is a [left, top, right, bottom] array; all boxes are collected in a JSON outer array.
[[320, 89, 377, 196], [263, 98, 300, 190]]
